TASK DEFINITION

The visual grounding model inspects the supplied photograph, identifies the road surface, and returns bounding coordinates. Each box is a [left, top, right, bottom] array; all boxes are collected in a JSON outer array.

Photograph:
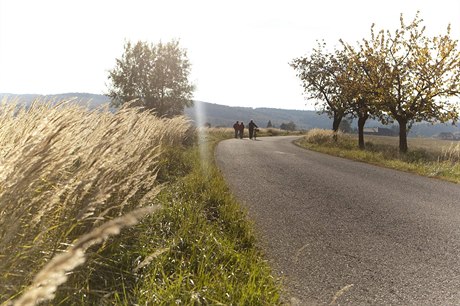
[[216, 136, 460, 305]]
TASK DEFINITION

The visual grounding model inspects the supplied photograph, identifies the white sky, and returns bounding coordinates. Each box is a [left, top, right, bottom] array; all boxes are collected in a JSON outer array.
[[0, 0, 459, 110]]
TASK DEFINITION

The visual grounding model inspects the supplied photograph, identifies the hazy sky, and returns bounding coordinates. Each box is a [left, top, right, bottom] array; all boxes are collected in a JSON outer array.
[[0, 0, 459, 110]]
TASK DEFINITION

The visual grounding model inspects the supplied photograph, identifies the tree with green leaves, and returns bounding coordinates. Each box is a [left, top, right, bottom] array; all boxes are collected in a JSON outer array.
[[266, 120, 273, 128], [334, 48, 371, 147], [106, 40, 195, 118], [291, 42, 352, 139], [280, 121, 296, 131], [340, 32, 389, 149], [368, 13, 460, 152]]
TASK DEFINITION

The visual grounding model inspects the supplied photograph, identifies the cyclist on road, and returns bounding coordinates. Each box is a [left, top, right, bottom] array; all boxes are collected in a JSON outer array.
[[248, 119, 258, 140]]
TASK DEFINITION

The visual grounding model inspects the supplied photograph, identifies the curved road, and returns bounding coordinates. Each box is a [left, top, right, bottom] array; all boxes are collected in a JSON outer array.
[[216, 136, 460, 305]]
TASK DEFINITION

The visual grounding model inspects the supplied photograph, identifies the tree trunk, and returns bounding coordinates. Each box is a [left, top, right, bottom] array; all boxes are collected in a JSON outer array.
[[357, 115, 368, 150], [398, 119, 408, 153], [332, 113, 342, 142]]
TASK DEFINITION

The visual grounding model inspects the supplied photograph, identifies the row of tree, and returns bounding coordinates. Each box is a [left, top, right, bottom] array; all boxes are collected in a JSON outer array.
[[291, 12, 460, 152], [265, 120, 297, 131]]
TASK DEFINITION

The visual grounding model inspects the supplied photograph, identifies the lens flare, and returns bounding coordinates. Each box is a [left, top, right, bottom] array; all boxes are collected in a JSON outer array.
[[194, 102, 210, 175]]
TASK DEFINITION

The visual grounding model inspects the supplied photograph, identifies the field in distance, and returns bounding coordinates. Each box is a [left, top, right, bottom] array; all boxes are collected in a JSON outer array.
[[357, 135, 458, 155]]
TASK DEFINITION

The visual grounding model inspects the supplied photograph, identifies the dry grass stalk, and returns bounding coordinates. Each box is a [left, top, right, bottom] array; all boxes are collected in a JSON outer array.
[[305, 128, 341, 144], [133, 247, 170, 273], [441, 142, 460, 163], [0, 98, 190, 302], [12, 206, 160, 306]]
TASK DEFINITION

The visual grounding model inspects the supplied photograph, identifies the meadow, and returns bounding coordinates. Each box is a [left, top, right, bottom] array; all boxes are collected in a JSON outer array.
[[296, 129, 460, 183], [0, 100, 280, 305], [357, 134, 459, 156]]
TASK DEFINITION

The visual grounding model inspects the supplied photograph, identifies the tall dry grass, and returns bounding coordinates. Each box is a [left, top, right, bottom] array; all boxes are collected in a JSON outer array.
[[0, 99, 190, 304], [303, 128, 337, 144], [302, 129, 351, 147], [440, 142, 460, 163]]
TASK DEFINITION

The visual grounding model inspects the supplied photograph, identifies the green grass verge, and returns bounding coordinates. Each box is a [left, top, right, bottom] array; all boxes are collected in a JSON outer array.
[[53, 130, 281, 305], [295, 130, 460, 184]]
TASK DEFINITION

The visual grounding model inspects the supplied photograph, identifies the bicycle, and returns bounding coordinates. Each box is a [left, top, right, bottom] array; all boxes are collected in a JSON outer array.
[[253, 128, 259, 140]]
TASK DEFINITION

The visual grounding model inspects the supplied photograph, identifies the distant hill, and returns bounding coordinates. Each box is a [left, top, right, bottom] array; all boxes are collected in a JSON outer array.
[[406, 121, 460, 138], [0, 93, 330, 130], [1, 93, 459, 137], [0, 92, 110, 108]]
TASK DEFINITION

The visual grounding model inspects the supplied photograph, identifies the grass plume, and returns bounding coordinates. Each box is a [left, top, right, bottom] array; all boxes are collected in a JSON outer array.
[[12, 206, 160, 306], [0, 99, 189, 302]]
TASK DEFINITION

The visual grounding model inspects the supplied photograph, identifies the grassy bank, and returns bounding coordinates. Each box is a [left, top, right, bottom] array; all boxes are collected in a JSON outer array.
[[0, 101, 280, 305], [295, 129, 460, 183], [129, 130, 280, 305]]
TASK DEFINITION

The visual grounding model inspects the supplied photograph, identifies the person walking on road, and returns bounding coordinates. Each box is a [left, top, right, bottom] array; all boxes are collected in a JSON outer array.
[[233, 121, 239, 138], [248, 119, 258, 140], [239, 122, 245, 139]]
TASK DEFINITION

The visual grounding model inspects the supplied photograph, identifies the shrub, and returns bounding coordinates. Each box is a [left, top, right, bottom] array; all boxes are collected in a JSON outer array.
[[303, 128, 354, 147], [265, 128, 281, 136]]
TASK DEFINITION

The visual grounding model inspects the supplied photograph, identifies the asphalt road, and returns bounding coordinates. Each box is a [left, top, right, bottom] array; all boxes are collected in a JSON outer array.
[[215, 136, 460, 305]]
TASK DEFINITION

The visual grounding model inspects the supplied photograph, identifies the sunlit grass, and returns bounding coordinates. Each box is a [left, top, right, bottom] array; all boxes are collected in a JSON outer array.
[[131, 143, 280, 305], [0, 99, 189, 304], [296, 129, 460, 183], [0, 99, 280, 305]]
